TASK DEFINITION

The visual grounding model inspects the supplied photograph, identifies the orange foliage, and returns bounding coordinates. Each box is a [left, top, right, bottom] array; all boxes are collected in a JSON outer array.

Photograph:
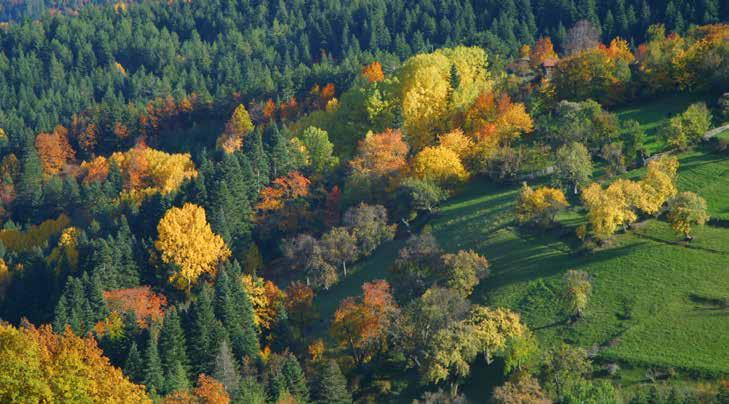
[[263, 98, 277, 121], [464, 92, 533, 143], [350, 129, 409, 178], [362, 61, 385, 83], [35, 125, 76, 176], [104, 286, 168, 328], [530, 37, 558, 69], [330, 280, 397, 364], [279, 97, 299, 121], [256, 171, 311, 211], [308, 339, 326, 361], [5, 323, 150, 402], [285, 281, 315, 326], [193, 374, 230, 404]]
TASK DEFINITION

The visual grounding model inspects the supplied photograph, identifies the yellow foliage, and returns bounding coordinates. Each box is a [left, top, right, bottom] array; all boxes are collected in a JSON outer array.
[[155, 203, 231, 289], [515, 184, 569, 226], [494, 101, 534, 142], [0, 259, 9, 300], [581, 182, 637, 240], [399, 46, 493, 150], [81, 145, 198, 204], [0, 214, 71, 253], [0, 323, 150, 403], [437, 129, 474, 159], [410, 146, 469, 186], [47, 227, 80, 270], [639, 155, 679, 215]]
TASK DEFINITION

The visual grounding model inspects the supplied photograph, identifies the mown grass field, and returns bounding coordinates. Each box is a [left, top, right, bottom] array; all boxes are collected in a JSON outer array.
[[314, 93, 729, 400]]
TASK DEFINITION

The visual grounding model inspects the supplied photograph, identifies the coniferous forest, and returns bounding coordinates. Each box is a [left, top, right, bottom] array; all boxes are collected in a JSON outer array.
[[1, 0, 729, 402]]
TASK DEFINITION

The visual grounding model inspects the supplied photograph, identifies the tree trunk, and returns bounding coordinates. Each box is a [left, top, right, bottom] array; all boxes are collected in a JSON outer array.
[[342, 260, 347, 277]]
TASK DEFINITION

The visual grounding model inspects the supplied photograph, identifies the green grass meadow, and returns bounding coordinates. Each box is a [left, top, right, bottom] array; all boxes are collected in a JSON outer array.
[[314, 93, 729, 400]]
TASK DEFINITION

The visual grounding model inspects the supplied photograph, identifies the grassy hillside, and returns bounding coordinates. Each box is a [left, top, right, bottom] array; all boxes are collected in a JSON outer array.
[[314, 93, 729, 400]]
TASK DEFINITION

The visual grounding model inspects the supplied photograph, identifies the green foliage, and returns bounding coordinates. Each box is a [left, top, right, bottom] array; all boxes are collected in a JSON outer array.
[[661, 103, 713, 150], [299, 126, 339, 175]]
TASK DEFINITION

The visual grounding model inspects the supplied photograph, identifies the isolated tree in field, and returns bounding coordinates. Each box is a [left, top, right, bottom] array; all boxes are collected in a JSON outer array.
[[662, 103, 712, 150], [621, 120, 647, 165], [639, 155, 679, 215], [410, 146, 469, 187], [516, 184, 569, 228], [321, 227, 359, 277], [343, 203, 396, 255], [555, 142, 593, 195], [218, 104, 254, 153], [667, 192, 709, 240], [562, 270, 592, 320], [397, 177, 448, 215], [155, 203, 231, 289], [441, 249, 490, 297]]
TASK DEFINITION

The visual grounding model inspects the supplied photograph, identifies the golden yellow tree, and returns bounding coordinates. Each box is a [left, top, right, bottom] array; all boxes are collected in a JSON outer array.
[[217, 104, 254, 153], [437, 129, 474, 159], [581, 182, 635, 240], [515, 184, 569, 227], [410, 146, 469, 186], [155, 203, 231, 289], [639, 155, 678, 215]]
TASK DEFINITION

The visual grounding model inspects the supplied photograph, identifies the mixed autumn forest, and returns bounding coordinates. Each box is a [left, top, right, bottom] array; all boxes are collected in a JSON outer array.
[[1, 0, 729, 403]]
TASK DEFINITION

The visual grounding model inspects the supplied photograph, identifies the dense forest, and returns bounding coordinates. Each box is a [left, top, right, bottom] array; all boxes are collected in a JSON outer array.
[[1, 0, 729, 402]]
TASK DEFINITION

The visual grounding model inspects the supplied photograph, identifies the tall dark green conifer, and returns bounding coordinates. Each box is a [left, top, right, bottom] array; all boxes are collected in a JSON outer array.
[[124, 342, 144, 383], [215, 265, 259, 361], [313, 360, 351, 404], [144, 327, 165, 395], [158, 307, 190, 394], [189, 283, 225, 376]]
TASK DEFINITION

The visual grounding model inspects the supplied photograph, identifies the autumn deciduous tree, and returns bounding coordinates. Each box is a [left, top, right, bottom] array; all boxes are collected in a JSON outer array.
[[285, 281, 317, 330], [104, 286, 168, 327], [516, 184, 569, 228], [0, 323, 149, 403], [320, 227, 359, 277], [242, 274, 284, 331], [441, 250, 490, 297], [555, 142, 593, 195], [350, 129, 409, 179], [639, 155, 679, 215], [193, 374, 230, 404], [35, 125, 76, 176], [661, 103, 712, 150], [667, 192, 709, 240], [330, 280, 398, 366], [217, 104, 254, 153], [530, 37, 558, 69], [155, 203, 231, 289], [410, 146, 469, 187], [343, 203, 396, 256], [362, 61, 385, 83], [493, 375, 551, 404], [562, 270, 592, 320], [423, 306, 526, 394], [256, 171, 311, 212]]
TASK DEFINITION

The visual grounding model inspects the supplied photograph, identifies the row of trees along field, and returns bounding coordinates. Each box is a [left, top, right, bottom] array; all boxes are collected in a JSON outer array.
[[0, 0, 728, 401]]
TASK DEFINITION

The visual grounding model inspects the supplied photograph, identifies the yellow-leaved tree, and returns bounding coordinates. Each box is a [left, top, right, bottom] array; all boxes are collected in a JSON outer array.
[[410, 145, 469, 187], [0, 323, 149, 403], [515, 184, 569, 227], [639, 155, 679, 215], [399, 46, 493, 149], [155, 203, 231, 289]]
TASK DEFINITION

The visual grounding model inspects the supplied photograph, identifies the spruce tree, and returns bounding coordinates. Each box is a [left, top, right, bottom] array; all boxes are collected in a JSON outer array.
[[213, 339, 241, 397], [313, 360, 351, 404], [16, 142, 43, 219], [189, 283, 224, 376], [245, 130, 270, 191], [144, 328, 165, 395], [158, 307, 190, 394], [282, 354, 309, 403], [124, 342, 144, 383], [215, 265, 259, 361]]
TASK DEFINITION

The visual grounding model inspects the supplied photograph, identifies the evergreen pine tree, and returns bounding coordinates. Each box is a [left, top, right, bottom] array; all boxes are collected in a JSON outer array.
[[189, 283, 224, 376], [213, 339, 241, 397], [282, 354, 309, 402], [158, 307, 190, 394], [124, 341, 144, 383], [313, 360, 351, 404], [16, 142, 43, 219], [215, 265, 260, 361], [85, 271, 108, 324], [144, 328, 165, 395], [245, 129, 270, 191]]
